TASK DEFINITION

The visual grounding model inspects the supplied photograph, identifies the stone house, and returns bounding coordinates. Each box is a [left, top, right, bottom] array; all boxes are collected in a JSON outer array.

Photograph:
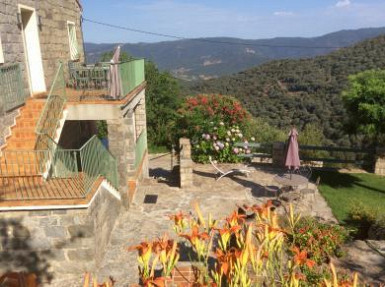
[[0, 0, 149, 283]]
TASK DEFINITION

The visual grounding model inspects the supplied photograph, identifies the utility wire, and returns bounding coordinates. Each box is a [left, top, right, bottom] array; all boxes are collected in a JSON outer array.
[[82, 17, 347, 50]]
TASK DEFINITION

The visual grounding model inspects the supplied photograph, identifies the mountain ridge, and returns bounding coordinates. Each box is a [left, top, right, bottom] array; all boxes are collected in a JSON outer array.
[[85, 26, 385, 80]]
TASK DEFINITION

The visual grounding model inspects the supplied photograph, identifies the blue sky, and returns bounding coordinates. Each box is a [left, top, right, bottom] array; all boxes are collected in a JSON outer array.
[[82, 0, 385, 43]]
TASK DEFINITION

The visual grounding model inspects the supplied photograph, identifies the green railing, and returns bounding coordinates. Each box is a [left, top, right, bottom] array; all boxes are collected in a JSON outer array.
[[134, 130, 147, 168], [35, 62, 67, 143], [0, 136, 119, 200], [0, 63, 25, 113], [80, 135, 119, 193], [119, 59, 145, 98]]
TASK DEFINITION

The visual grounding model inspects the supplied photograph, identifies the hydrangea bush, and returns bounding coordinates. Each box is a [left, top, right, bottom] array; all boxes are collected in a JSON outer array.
[[193, 121, 254, 163], [175, 94, 254, 163]]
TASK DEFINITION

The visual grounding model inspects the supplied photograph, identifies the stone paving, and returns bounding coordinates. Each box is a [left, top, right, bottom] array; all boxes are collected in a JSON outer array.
[[96, 154, 337, 286]]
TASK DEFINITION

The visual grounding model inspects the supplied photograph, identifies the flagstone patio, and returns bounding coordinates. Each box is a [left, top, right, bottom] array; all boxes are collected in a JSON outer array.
[[95, 153, 337, 285]]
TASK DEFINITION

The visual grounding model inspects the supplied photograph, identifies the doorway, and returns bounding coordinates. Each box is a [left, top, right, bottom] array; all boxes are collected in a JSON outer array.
[[19, 5, 46, 95]]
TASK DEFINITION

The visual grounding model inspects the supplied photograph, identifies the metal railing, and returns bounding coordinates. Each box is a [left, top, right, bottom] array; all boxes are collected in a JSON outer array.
[[0, 136, 119, 200], [0, 63, 25, 113], [134, 130, 147, 168], [66, 58, 145, 101], [35, 62, 66, 143], [79, 135, 119, 193]]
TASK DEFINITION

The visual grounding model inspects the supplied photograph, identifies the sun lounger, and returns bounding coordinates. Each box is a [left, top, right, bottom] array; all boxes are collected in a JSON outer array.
[[209, 156, 251, 181]]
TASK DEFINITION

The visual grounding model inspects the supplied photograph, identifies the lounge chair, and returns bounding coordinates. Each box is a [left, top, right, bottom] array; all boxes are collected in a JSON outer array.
[[209, 156, 251, 181]]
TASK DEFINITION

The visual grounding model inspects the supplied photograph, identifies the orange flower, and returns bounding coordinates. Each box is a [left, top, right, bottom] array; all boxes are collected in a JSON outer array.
[[225, 211, 246, 227], [292, 247, 316, 269], [128, 241, 152, 257], [179, 225, 209, 245]]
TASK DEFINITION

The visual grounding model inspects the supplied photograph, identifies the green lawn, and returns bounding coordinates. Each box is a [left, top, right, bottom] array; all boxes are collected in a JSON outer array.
[[312, 170, 385, 223]]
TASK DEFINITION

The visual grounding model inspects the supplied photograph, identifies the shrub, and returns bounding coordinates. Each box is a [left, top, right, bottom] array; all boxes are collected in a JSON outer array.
[[192, 121, 250, 163], [175, 94, 250, 142], [290, 217, 348, 265], [348, 201, 385, 240]]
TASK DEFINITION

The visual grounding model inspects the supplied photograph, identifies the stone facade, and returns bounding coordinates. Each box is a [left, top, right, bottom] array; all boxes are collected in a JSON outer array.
[[0, 0, 83, 95], [0, 184, 121, 285]]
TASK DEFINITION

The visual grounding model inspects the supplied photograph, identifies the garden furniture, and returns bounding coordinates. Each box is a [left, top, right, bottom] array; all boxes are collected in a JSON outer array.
[[209, 156, 251, 181]]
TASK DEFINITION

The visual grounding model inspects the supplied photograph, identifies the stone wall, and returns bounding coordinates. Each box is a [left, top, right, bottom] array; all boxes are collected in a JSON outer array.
[[0, 184, 121, 285], [0, 0, 83, 95], [134, 97, 146, 140], [0, 109, 19, 147]]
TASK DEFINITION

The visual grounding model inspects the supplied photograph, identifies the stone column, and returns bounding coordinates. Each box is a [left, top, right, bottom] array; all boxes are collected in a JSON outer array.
[[179, 138, 193, 188], [375, 147, 385, 176], [107, 114, 136, 208], [272, 142, 285, 167]]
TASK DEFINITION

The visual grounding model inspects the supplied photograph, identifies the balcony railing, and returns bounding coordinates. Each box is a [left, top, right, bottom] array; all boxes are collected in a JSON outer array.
[[0, 63, 25, 113], [0, 136, 119, 201], [66, 59, 145, 102]]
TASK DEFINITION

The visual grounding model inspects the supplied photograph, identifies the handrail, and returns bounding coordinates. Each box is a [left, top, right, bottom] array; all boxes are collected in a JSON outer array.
[[35, 62, 67, 138]]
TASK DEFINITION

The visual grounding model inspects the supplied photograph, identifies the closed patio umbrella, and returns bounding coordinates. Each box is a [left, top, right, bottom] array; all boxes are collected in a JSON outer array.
[[109, 46, 121, 99], [285, 127, 300, 177]]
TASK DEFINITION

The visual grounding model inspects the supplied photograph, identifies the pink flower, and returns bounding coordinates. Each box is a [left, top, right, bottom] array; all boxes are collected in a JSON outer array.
[[233, 147, 239, 154]]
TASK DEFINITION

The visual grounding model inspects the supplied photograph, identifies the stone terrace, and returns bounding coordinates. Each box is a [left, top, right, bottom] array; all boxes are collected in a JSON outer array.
[[94, 154, 336, 286]]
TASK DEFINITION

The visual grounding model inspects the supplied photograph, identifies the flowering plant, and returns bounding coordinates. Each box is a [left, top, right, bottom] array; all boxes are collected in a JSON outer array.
[[193, 121, 251, 163]]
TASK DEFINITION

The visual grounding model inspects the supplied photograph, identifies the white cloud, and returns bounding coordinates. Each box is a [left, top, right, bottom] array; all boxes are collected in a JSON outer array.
[[336, 0, 351, 8], [273, 11, 294, 16]]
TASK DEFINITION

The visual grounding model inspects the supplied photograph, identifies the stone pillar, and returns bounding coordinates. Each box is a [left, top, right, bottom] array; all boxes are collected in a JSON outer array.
[[179, 138, 193, 188], [375, 147, 385, 176], [107, 114, 136, 208], [272, 142, 285, 167]]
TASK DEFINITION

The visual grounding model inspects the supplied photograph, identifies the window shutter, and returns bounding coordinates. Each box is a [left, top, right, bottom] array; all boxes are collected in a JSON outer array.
[[67, 23, 79, 60]]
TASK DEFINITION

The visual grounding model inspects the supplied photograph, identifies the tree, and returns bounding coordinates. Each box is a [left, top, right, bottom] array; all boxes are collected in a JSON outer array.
[[145, 61, 181, 148], [343, 69, 385, 144], [99, 50, 132, 62]]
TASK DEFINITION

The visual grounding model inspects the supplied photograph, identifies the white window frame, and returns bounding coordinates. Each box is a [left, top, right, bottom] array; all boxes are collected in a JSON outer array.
[[0, 34, 4, 64], [67, 21, 79, 60]]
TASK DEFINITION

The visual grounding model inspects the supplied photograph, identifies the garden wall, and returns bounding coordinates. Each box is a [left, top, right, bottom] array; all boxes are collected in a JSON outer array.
[[0, 183, 121, 285]]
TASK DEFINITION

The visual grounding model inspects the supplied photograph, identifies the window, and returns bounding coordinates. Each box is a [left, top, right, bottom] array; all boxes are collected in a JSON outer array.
[[67, 22, 79, 60], [0, 35, 4, 64]]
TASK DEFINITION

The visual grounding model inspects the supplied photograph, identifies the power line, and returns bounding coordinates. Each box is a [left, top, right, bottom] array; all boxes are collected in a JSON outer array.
[[82, 17, 347, 50]]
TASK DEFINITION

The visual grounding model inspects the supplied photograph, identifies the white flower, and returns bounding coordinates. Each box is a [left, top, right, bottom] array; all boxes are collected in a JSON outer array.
[[251, 137, 255, 141], [226, 137, 230, 142], [225, 142, 229, 147], [232, 138, 235, 142], [219, 121, 224, 126], [227, 131, 231, 136], [231, 128, 235, 133], [214, 127, 218, 130], [238, 133, 243, 138]]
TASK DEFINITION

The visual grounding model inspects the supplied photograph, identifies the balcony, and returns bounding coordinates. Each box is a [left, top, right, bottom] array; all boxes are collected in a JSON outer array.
[[64, 59, 145, 103]]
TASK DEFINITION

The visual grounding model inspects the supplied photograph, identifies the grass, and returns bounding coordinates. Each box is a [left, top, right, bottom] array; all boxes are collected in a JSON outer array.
[[312, 170, 385, 224]]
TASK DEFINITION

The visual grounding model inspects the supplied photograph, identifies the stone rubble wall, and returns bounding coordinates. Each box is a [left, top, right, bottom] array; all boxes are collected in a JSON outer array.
[[0, 109, 19, 147], [0, 0, 83, 95], [0, 184, 121, 285]]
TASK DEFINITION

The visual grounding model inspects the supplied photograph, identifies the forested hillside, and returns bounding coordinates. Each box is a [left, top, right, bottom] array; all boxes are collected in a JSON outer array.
[[85, 27, 385, 81], [187, 35, 385, 146]]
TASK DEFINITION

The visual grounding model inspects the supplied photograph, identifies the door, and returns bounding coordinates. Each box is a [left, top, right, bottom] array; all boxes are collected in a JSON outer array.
[[19, 5, 46, 95]]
